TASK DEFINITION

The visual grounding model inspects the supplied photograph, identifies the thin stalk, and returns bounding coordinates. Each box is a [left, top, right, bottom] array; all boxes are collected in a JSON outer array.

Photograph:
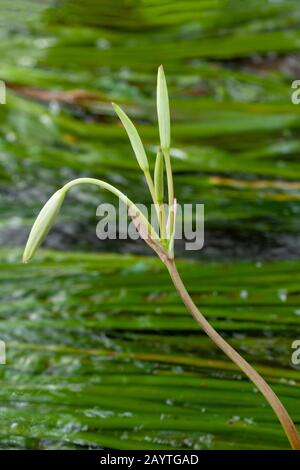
[[144, 169, 160, 218], [144, 170, 156, 204], [162, 148, 174, 239], [154, 150, 167, 240], [164, 258, 300, 451], [158, 203, 167, 241], [63, 177, 159, 241]]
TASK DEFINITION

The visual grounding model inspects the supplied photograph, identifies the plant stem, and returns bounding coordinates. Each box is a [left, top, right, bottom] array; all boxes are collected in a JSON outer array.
[[162, 148, 174, 238], [63, 177, 160, 241], [144, 170, 156, 206], [144, 170, 162, 232], [158, 203, 167, 241], [165, 257, 300, 450]]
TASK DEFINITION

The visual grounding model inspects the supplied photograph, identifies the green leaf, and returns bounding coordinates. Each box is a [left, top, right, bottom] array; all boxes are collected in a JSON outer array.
[[112, 103, 149, 172]]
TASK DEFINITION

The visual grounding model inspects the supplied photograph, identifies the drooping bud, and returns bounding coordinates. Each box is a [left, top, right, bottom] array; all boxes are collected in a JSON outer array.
[[22, 189, 65, 263], [112, 103, 149, 172], [157, 65, 170, 150]]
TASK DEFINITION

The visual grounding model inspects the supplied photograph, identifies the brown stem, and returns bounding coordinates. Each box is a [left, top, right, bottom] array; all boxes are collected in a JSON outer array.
[[165, 258, 300, 450]]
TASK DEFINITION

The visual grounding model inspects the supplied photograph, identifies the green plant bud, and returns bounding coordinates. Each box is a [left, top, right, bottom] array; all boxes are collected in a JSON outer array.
[[157, 65, 170, 150], [112, 103, 149, 172], [154, 150, 164, 203], [22, 189, 66, 263]]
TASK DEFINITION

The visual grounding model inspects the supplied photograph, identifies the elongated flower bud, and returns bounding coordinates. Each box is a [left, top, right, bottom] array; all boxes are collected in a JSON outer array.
[[157, 65, 170, 150], [22, 189, 65, 263], [154, 150, 164, 203], [112, 103, 149, 172]]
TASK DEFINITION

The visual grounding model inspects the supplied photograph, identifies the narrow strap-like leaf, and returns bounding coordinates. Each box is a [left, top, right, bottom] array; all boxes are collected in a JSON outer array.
[[112, 103, 149, 172]]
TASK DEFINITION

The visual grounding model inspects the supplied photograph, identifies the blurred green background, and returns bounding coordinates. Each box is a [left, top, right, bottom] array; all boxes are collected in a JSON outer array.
[[0, 0, 300, 450]]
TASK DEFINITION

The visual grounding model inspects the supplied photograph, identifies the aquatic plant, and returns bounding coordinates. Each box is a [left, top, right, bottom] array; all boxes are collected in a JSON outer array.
[[23, 66, 300, 450]]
